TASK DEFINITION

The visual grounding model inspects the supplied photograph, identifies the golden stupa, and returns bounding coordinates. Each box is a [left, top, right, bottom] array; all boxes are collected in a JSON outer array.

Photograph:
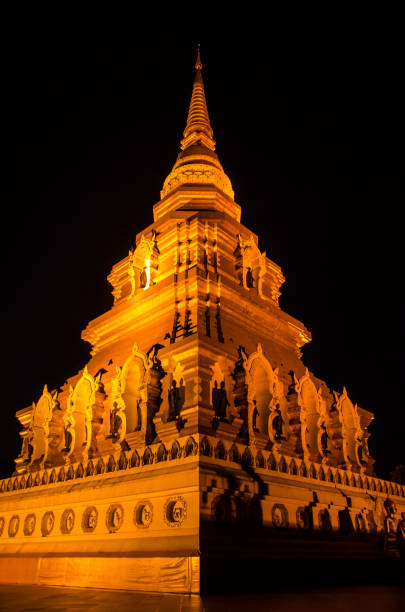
[[0, 47, 403, 593]]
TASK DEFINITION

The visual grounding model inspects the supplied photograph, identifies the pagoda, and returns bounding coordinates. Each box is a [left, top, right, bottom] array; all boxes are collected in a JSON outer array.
[[0, 48, 404, 593]]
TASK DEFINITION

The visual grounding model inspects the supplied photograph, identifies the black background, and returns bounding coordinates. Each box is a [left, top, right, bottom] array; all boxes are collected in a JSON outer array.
[[4, 15, 404, 480]]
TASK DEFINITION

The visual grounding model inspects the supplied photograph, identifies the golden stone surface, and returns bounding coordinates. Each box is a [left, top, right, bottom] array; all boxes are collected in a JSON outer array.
[[1, 48, 404, 593]]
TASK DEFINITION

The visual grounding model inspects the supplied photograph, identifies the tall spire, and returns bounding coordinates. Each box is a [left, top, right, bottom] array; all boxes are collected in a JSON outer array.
[[159, 45, 235, 206], [180, 45, 216, 152]]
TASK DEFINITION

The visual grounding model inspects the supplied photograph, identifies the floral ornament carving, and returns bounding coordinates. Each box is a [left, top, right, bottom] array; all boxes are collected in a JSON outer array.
[[134, 500, 153, 529]]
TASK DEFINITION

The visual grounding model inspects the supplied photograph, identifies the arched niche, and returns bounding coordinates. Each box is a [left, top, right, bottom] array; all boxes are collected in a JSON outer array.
[[121, 348, 148, 434], [157, 358, 184, 424], [297, 371, 321, 462], [234, 234, 265, 293], [210, 359, 235, 422], [70, 369, 95, 458], [338, 388, 362, 470], [30, 386, 54, 465], [246, 345, 283, 446]]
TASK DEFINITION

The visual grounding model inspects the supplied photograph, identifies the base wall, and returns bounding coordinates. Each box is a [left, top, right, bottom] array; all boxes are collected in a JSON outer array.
[[0, 555, 200, 593]]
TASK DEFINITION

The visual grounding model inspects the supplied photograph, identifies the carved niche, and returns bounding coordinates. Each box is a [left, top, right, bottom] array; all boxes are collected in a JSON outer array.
[[110, 232, 159, 303], [316, 387, 333, 462], [234, 234, 266, 293], [209, 358, 243, 440], [154, 358, 186, 442], [65, 367, 95, 463], [245, 344, 286, 450], [109, 343, 164, 447], [234, 234, 284, 304], [337, 387, 364, 472], [17, 386, 56, 472], [297, 369, 323, 463]]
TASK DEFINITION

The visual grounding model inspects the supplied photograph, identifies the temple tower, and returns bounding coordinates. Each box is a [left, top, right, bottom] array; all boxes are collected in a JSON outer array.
[[0, 48, 403, 594]]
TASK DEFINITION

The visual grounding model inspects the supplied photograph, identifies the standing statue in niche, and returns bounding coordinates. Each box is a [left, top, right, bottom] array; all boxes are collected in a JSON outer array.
[[384, 498, 399, 555], [107, 404, 122, 440], [22, 425, 34, 464], [252, 400, 260, 432], [397, 512, 405, 561], [168, 380, 181, 421], [134, 399, 142, 431], [62, 408, 75, 454], [320, 423, 330, 455], [140, 266, 148, 288], [62, 426, 72, 453], [356, 438, 367, 466], [212, 381, 229, 421], [271, 404, 285, 441], [246, 267, 254, 288]]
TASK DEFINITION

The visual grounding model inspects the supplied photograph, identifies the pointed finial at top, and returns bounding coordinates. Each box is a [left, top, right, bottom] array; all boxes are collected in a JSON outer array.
[[195, 43, 202, 70]]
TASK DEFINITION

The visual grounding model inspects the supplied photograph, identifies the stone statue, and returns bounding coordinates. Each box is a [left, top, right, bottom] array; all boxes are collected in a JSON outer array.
[[397, 512, 405, 561], [246, 267, 254, 288], [383, 498, 398, 555], [272, 404, 285, 441], [108, 404, 122, 439], [320, 423, 329, 455], [135, 399, 142, 432], [356, 441, 367, 466], [168, 380, 181, 421], [252, 400, 260, 432], [140, 267, 148, 288], [62, 427, 72, 453], [212, 381, 229, 421]]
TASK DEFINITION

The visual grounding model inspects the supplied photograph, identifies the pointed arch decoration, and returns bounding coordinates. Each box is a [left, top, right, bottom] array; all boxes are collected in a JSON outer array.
[[68, 366, 96, 462], [297, 369, 322, 463], [24, 385, 55, 469], [337, 387, 364, 471], [245, 344, 285, 448]]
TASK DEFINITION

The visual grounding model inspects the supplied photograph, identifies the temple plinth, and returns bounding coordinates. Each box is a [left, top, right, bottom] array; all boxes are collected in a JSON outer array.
[[0, 48, 403, 593]]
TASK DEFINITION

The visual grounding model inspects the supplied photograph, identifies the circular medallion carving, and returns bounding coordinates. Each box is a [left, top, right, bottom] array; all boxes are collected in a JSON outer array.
[[106, 504, 124, 533], [24, 513, 36, 536], [60, 508, 75, 534], [82, 506, 98, 533], [271, 504, 289, 528], [134, 500, 153, 529], [8, 515, 20, 538], [0, 517, 5, 536], [164, 496, 187, 527], [296, 506, 311, 530], [41, 511, 55, 536]]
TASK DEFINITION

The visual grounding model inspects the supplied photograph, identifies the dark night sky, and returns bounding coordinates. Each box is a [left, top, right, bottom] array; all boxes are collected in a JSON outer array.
[[4, 20, 404, 480]]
